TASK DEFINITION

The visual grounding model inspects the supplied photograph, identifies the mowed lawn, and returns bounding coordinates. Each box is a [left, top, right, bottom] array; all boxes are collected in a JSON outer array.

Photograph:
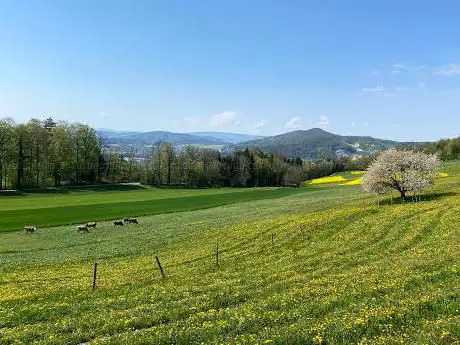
[[0, 187, 310, 232], [0, 186, 255, 211], [0, 163, 459, 344]]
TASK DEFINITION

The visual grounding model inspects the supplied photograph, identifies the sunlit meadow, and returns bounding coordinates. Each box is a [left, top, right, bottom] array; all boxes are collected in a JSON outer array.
[[1, 163, 459, 344]]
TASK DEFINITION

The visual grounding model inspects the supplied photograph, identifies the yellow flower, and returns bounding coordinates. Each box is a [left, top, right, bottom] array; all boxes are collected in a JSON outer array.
[[339, 178, 362, 186], [309, 176, 347, 184], [313, 335, 324, 344], [441, 330, 450, 339]]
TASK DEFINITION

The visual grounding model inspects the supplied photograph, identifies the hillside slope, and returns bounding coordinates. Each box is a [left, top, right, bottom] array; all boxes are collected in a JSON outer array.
[[234, 128, 417, 159], [97, 130, 228, 151], [1, 163, 459, 344], [190, 132, 264, 144]]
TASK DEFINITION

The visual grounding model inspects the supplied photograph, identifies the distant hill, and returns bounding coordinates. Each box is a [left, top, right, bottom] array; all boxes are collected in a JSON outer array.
[[97, 130, 228, 153], [97, 128, 427, 160], [233, 128, 420, 160], [97, 130, 264, 153], [190, 132, 264, 144]]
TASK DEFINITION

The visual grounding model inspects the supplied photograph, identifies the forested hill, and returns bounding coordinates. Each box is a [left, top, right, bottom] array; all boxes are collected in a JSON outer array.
[[189, 132, 264, 144], [233, 128, 417, 160], [97, 130, 228, 148]]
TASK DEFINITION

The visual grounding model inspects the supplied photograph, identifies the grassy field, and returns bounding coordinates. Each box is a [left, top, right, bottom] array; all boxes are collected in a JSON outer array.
[[0, 187, 309, 232], [0, 186, 255, 210], [1, 164, 459, 344]]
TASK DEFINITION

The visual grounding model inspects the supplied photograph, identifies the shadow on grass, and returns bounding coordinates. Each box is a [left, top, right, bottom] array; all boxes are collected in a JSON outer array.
[[379, 191, 457, 206], [0, 183, 147, 196]]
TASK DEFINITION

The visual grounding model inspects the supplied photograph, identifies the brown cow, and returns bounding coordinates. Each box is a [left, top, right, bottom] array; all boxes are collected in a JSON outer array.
[[77, 225, 89, 233], [86, 222, 97, 228], [128, 218, 139, 224], [24, 226, 36, 233]]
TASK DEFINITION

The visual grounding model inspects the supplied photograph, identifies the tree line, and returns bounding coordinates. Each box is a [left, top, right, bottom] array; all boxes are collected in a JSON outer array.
[[0, 118, 386, 190], [421, 137, 460, 160], [146, 145, 372, 188], [0, 118, 101, 189]]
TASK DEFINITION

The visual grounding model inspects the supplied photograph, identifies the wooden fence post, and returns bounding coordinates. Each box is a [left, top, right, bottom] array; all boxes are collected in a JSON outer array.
[[92, 261, 98, 290], [155, 255, 166, 279], [271, 233, 274, 245], [215, 241, 219, 267]]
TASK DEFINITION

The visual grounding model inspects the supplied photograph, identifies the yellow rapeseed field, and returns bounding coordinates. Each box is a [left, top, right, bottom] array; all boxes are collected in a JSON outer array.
[[339, 178, 362, 186], [309, 175, 347, 184]]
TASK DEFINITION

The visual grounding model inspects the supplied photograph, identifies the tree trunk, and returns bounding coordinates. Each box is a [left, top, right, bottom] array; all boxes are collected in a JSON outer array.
[[75, 137, 79, 185], [157, 152, 161, 185], [400, 190, 406, 200], [54, 163, 61, 187], [17, 137, 24, 189], [2, 163, 5, 189], [167, 157, 172, 185], [36, 142, 40, 188]]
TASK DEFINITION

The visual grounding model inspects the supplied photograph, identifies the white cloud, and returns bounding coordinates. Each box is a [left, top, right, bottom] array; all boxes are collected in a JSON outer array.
[[318, 115, 329, 126], [208, 111, 238, 128], [383, 92, 395, 97], [433, 64, 460, 76], [392, 63, 407, 70], [391, 63, 425, 74], [351, 121, 368, 128], [254, 119, 266, 128], [185, 111, 240, 130], [361, 85, 409, 94], [412, 65, 426, 72], [361, 85, 385, 93], [284, 117, 302, 130]]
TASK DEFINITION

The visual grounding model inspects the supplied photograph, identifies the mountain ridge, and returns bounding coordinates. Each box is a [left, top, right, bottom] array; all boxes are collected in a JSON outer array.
[[97, 127, 427, 160], [232, 128, 424, 159], [189, 131, 264, 144], [96, 130, 229, 147]]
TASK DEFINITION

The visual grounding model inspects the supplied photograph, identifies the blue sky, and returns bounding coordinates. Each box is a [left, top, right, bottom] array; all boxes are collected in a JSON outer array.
[[1, 0, 460, 141]]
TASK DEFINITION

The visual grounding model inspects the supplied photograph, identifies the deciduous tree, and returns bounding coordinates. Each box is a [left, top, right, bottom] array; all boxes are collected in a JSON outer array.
[[362, 149, 440, 200]]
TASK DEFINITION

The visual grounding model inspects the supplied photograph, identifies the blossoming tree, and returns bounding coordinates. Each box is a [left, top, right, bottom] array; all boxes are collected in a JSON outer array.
[[362, 149, 440, 200]]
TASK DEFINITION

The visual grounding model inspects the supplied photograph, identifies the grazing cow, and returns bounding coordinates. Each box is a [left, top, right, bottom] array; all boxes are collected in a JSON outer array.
[[77, 225, 89, 233], [129, 218, 139, 224], [113, 220, 124, 226], [24, 226, 36, 233], [123, 218, 130, 223], [86, 222, 97, 228]]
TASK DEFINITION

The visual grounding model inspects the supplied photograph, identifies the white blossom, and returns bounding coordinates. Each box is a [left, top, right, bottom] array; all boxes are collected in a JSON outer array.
[[361, 149, 440, 199]]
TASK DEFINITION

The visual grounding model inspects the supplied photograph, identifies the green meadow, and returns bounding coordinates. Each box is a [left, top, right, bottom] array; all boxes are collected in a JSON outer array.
[[0, 163, 459, 344], [0, 187, 308, 232]]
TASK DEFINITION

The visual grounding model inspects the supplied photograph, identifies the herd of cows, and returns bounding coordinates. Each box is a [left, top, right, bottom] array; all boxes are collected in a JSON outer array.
[[23, 217, 139, 234]]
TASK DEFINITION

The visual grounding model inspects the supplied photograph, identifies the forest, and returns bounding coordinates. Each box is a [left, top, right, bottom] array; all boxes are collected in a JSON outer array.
[[421, 137, 460, 160], [0, 118, 392, 190]]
